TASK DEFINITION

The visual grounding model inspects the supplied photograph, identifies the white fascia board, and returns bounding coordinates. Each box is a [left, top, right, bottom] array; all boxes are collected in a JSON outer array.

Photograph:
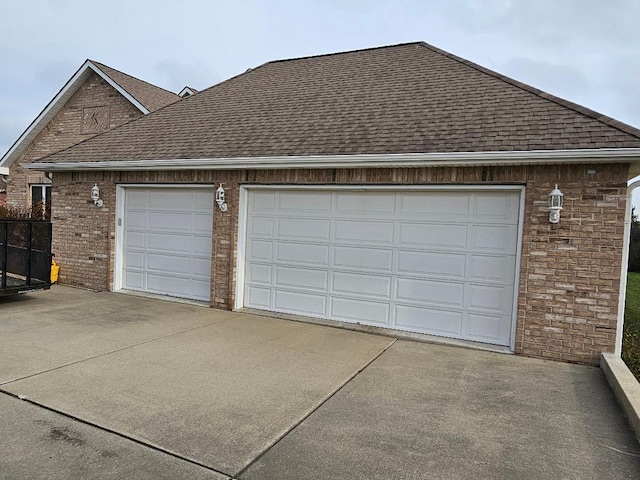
[[0, 60, 149, 170], [0, 167, 9, 175], [22, 148, 640, 172], [87, 61, 149, 114]]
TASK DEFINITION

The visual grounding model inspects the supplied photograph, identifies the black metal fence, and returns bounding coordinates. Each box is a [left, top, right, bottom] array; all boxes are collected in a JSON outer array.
[[0, 219, 52, 295]]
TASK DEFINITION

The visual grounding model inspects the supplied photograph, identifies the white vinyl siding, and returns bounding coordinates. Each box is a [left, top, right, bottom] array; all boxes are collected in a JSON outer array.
[[243, 189, 521, 346]]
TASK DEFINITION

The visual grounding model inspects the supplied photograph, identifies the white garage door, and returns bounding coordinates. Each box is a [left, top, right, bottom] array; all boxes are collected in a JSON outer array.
[[243, 189, 521, 346], [122, 187, 214, 302]]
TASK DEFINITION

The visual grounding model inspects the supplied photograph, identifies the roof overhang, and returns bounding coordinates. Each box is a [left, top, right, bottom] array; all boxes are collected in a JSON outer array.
[[24, 148, 640, 177], [0, 60, 149, 170], [0, 167, 8, 175]]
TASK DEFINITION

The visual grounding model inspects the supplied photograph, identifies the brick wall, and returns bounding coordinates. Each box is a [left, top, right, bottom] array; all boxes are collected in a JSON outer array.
[[6, 72, 142, 209], [51, 162, 629, 365]]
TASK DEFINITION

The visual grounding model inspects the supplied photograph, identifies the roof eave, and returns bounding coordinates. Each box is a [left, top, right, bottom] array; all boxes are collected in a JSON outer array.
[[0, 60, 149, 170], [24, 148, 640, 174]]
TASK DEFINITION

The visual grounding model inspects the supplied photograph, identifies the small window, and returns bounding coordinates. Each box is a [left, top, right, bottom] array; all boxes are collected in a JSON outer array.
[[31, 184, 52, 209]]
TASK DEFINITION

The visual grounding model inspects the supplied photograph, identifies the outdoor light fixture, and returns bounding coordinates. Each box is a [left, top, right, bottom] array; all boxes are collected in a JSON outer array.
[[91, 183, 103, 207], [548, 184, 564, 224], [216, 184, 228, 212]]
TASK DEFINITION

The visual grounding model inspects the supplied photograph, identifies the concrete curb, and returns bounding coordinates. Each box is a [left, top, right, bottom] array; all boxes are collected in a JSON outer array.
[[600, 353, 640, 444]]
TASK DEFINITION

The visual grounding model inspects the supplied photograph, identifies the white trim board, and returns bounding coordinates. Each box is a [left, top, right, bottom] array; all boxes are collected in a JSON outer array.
[[24, 148, 640, 172]]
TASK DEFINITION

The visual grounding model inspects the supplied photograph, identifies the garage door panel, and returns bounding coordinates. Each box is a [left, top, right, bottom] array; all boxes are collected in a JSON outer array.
[[124, 271, 144, 289], [278, 192, 331, 213], [122, 187, 213, 302], [335, 220, 394, 244], [397, 250, 466, 278], [125, 252, 145, 269], [332, 272, 392, 297], [250, 192, 276, 211], [192, 236, 213, 256], [395, 305, 463, 335], [126, 190, 148, 207], [396, 278, 464, 306], [277, 218, 331, 241], [247, 264, 272, 284], [193, 191, 214, 209], [147, 212, 192, 231], [125, 231, 146, 249], [275, 266, 328, 290], [146, 254, 199, 276], [470, 225, 517, 252], [148, 190, 192, 210], [331, 297, 389, 325], [468, 255, 515, 284], [244, 189, 520, 347], [246, 286, 271, 309], [249, 217, 275, 238], [335, 192, 396, 215], [464, 313, 511, 346], [147, 233, 192, 253], [274, 290, 326, 316], [467, 284, 514, 313], [125, 211, 147, 228], [193, 213, 213, 232], [399, 192, 469, 218], [474, 193, 519, 222], [399, 223, 467, 249], [333, 246, 393, 272], [248, 240, 274, 262], [276, 242, 329, 266]]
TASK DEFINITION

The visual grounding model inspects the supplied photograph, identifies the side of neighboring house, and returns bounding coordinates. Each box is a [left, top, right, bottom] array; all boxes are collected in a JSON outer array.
[[0, 60, 181, 211]]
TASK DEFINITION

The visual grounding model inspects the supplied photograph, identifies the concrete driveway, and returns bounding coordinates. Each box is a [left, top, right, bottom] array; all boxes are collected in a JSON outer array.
[[1, 287, 639, 479]]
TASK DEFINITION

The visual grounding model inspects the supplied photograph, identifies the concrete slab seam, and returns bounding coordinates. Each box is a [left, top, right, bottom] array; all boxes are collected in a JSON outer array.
[[600, 353, 640, 444], [233, 338, 398, 478], [0, 316, 238, 386], [0, 389, 232, 478]]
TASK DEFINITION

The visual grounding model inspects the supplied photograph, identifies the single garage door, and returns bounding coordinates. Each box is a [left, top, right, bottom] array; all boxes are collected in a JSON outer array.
[[122, 187, 214, 302], [243, 189, 521, 346]]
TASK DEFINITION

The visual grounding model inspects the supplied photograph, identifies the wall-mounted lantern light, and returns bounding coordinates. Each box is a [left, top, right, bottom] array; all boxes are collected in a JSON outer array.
[[548, 184, 563, 224], [91, 183, 103, 207], [216, 184, 228, 212]]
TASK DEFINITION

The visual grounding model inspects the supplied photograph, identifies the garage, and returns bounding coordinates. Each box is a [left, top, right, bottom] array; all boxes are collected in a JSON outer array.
[[116, 187, 214, 302], [241, 188, 522, 346]]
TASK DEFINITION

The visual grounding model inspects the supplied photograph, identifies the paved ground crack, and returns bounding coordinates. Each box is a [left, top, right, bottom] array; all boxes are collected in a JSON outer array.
[[234, 338, 398, 478]]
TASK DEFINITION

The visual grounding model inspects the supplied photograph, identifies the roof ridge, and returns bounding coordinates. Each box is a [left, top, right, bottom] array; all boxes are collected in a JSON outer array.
[[267, 41, 424, 64], [89, 60, 180, 98], [416, 42, 640, 141]]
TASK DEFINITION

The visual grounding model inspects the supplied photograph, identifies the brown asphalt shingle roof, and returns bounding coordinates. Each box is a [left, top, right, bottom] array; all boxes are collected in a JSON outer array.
[[38, 42, 640, 165], [92, 61, 181, 112]]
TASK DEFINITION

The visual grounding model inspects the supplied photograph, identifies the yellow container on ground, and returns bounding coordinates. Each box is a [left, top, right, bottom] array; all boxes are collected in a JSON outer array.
[[51, 260, 59, 283]]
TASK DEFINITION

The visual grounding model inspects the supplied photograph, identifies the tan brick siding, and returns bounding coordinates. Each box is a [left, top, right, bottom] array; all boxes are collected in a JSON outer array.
[[51, 163, 629, 365], [6, 72, 142, 208]]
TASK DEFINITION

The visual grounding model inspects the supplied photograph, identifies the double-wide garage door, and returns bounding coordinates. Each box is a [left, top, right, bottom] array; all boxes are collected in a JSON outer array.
[[122, 187, 214, 302], [243, 189, 521, 346]]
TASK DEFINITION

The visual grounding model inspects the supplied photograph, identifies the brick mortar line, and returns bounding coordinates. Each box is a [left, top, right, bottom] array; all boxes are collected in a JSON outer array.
[[233, 338, 398, 478], [0, 389, 230, 477]]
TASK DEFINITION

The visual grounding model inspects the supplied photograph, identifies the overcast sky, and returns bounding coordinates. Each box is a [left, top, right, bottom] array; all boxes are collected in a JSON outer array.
[[2, 0, 640, 200]]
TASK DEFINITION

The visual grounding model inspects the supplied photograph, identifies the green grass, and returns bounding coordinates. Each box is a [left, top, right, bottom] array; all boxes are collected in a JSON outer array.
[[623, 273, 640, 381]]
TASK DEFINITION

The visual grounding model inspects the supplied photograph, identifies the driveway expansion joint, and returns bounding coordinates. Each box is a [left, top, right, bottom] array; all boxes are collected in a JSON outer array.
[[0, 389, 232, 478], [0, 317, 234, 387], [234, 338, 398, 478]]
